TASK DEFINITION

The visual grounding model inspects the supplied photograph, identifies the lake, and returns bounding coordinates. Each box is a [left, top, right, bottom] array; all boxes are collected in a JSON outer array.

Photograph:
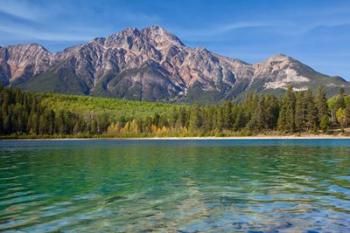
[[0, 139, 349, 232]]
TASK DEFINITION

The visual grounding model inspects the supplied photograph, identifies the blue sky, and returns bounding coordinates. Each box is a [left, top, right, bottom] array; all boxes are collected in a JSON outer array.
[[0, 0, 350, 80]]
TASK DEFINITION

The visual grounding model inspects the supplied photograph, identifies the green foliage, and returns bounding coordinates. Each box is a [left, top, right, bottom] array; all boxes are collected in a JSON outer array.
[[39, 93, 183, 121], [278, 86, 296, 132], [320, 115, 330, 133], [0, 87, 88, 136], [336, 108, 346, 131], [346, 103, 350, 127], [1, 86, 349, 138], [316, 87, 329, 118]]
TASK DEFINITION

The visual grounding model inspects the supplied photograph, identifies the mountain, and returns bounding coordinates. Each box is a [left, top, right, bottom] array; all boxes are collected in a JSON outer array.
[[0, 26, 349, 102]]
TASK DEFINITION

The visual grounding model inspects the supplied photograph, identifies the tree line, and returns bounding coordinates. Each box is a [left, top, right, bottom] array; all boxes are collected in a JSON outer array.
[[0, 86, 110, 136], [0, 85, 349, 137]]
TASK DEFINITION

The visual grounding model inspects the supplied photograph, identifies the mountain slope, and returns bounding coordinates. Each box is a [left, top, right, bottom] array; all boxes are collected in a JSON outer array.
[[0, 26, 349, 102]]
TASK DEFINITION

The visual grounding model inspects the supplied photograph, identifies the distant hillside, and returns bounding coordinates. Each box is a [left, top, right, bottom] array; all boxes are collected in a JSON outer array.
[[1, 86, 349, 138], [39, 93, 185, 121], [1, 26, 349, 102]]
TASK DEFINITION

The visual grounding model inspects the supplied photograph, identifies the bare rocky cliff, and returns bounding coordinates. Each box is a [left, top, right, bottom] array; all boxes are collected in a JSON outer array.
[[0, 26, 348, 102]]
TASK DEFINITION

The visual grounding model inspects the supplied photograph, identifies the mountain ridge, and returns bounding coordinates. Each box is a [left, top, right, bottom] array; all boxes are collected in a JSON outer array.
[[0, 26, 349, 102]]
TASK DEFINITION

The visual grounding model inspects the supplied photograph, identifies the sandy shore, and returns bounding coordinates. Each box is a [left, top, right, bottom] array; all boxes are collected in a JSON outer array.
[[2, 135, 350, 140], [126, 136, 350, 140]]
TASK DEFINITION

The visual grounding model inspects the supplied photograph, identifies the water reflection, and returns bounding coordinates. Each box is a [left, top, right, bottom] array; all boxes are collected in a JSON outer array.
[[0, 139, 350, 232]]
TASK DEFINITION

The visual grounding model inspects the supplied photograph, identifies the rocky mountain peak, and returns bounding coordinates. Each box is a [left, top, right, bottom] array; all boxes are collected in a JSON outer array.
[[104, 27, 142, 49], [263, 53, 295, 64], [141, 26, 185, 48], [6, 43, 51, 57], [0, 43, 52, 82], [254, 53, 303, 73], [1, 26, 348, 101], [119, 27, 142, 37], [91, 37, 106, 45]]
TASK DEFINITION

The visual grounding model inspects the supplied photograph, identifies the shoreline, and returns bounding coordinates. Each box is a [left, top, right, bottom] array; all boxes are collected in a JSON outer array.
[[1, 135, 350, 141]]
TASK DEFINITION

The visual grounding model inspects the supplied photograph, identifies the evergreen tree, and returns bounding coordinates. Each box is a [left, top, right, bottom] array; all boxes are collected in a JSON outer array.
[[177, 107, 188, 128], [264, 95, 279, 130], [56, 111, 66, 134], [189, 105, 202, 132], [278, 87, 296, 132], [285, 86, 296, 132], [316, 87, 329, 119], [277, 103, 287, 132], [223, 101, 233, 130], [295, 92, 306, 132], [169, 107, 178, 128], [215, 107, 224, 131], [28, 112, 39, 135], [0, 85, 346, 138], [305, 90, 318, 132], [233, 108, 246, 131], [335, 88, 346, 110], [201, 107, 211, 132], [320, 115, 330, 133], [247, 97, 266, 131]]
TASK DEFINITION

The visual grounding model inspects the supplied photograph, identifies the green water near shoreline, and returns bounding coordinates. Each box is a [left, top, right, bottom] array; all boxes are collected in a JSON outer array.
[[0, 139, 349, 232]]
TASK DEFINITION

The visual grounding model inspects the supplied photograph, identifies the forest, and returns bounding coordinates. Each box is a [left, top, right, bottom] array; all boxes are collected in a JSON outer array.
[[0, 85, 350, 138]]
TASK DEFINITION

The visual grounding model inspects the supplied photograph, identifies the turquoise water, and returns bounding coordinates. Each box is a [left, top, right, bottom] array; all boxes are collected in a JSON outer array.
[[0, 139, 349, 232]]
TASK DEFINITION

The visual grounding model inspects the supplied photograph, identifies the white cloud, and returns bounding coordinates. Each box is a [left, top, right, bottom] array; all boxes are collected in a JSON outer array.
[[0, 24, 101, 42], [0, 0, 162, 43], [0, 0, 50, 21], [171, 21, 289, 40]]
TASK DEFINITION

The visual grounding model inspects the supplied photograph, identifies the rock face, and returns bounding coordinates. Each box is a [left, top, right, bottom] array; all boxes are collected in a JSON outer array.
[[0, 44, 52, 85], [0, 26, 349, 102]]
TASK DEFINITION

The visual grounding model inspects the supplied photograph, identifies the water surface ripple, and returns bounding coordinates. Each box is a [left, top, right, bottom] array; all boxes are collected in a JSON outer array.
[[0, 139, 349, 232]]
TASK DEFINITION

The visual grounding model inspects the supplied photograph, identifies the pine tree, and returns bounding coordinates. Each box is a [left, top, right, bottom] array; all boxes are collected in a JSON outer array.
[[48, 110, 55, 135], [56, 111, 66, 135], [316, 87, 329, 119], [39, 113, 48, 135], [1, 91, 9, 133], [177, 107, 188, 128], [264, 95, 279, 130], [201, 107, 212, 132], [189, 105, 202, 132], [285, 86, 296, 132], [305, 90, 318, 132], [169, 107, 178, 128], [247, 97, 266, 131], [223, 101, 233, 130], [278, 87, 296, 132], [277, 103, 287, 132], [215, 107, 224, 131], [295, 92, 306, 132], [28, 112, 39, 135], [233, 109, 246, 131], [0, 85, 343, 137], [335, 88, 346, 110]]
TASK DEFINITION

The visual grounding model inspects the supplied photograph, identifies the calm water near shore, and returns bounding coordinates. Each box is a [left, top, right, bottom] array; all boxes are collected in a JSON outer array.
[[0, 139, 350, 232]]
